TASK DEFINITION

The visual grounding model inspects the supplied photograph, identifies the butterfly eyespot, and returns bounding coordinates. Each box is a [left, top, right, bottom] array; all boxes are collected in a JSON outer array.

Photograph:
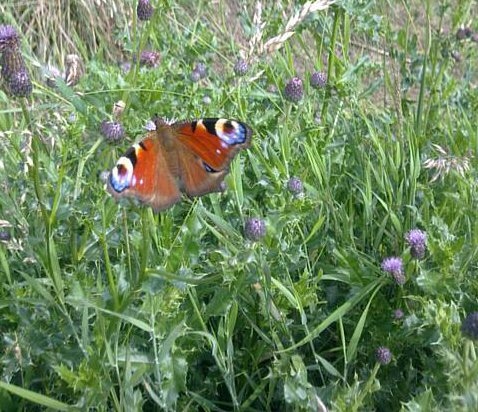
[[215, 119, 248, 145], [109, 157, 134, 193]]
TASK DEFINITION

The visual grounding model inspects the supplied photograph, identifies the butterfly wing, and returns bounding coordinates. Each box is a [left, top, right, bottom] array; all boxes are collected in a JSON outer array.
[[172, 118, 252, 196], [173, 118, 252, 171], [107, 134, 181, 211]]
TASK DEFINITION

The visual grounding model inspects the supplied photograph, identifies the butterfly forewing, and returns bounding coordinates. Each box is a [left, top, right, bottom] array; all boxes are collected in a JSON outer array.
[[174, 118, 252, 171]]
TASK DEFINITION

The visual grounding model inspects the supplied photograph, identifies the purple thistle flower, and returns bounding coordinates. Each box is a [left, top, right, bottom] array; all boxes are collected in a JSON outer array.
[[120, 61, 131, 73], [375, 347, 392, 365], [137, 0, 154, 21], [393, 308, 404, 320], [144, 119, 156, 131], [233, 59, 248, 76], [284, 77, 303, 102], [190, 70, 201, 82], [7, 68, 32, 97], [140, 51, 160, 68], [1, 47, 26, 79], [405, 229, 427, 259], [193, 62, 207, 79], [287, 176, 303, 196], [381, 256, 406, 285], [244, 218, 266, 241], [456, 27, 472, 41], [450, 50, 462, 62], [101, 120, 125, 142], [462, 312, 478, 340], [310, 71, 327, 89], [0, 25, 19, 51], [0, 230, 11, 241]]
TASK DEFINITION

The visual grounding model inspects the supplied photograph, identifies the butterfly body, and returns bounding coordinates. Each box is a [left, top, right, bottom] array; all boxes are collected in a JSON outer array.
[[108, 118, 252, 211]]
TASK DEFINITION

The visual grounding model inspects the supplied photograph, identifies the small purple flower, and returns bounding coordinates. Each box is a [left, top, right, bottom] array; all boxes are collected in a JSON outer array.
[[7, 68, 32, 97], [190, 70, 201, 82], [381, 257, 406, 285], [244, 218, 266, 241], [101, 120, 125, 142], [375, 347, 392, 365], [287, 176, 303, 196], [310, 71, 327, 89], [144, 119, 156, 131], [0, 230, 11, 241], [450, 50, 462, 62], [0, 25, 19, 51], [284, 77, 303, 103], [120, 61, 131, 73], [456, 27, 472, 41], [393, 309, 404, 320], [405, 229, 427, 259], [140, 51, 160, 68], [233, 59, 248, 76], [137, 0, 154, 21], [462, 312, 478, 340], [193, 62, 207, 79]]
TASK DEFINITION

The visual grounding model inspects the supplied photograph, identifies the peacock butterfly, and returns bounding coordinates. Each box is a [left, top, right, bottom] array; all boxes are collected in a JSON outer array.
[[107, 117, 252, 211]]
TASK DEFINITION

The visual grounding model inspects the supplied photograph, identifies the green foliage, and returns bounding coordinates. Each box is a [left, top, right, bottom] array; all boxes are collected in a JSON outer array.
[[1, 0, 478, 410]]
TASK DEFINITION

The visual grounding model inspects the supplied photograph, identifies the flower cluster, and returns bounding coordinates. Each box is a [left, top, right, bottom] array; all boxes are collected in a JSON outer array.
[[456, 26, 474, 41], [283, 70, 328, 103], [287, 176, 304, 196], [284, 77, 303, 102], [375, 347, 392, 365], [244, 218, 266, 241], [405, 229, 427, 259], [381, 257, 406, 285], [140, 51, 161, 68], [310, 71, 327, 89], [190, 62, 207, 82], [137, 0, 154, 21], [101, 120, 125, 142], [380, 228, 428, 286], [0, 24, 32, 97], [233, 59, 248, 76]]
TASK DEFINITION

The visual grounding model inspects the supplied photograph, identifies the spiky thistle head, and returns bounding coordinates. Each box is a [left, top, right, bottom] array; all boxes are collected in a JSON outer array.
[[284, 77, 303, 102], [0, 25, 19, 52]]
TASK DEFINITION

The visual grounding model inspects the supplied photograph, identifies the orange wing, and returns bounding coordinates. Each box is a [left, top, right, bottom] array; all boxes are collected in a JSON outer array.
[[107, 135, 181, 211], [173, 118, 252, 171]]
